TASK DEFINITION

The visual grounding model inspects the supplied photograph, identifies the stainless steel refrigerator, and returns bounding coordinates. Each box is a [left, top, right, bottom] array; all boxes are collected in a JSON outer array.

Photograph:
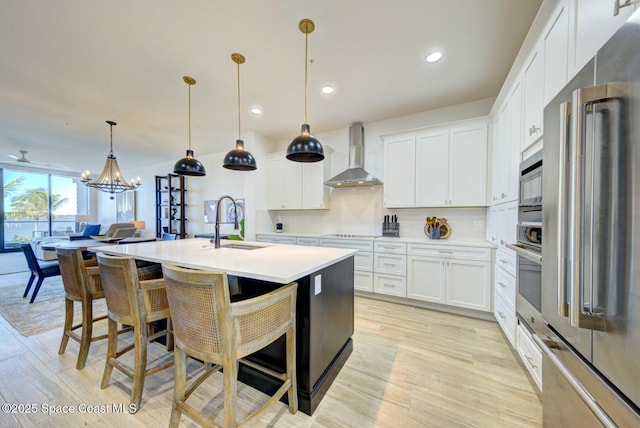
[[540, 8, 640, 427]]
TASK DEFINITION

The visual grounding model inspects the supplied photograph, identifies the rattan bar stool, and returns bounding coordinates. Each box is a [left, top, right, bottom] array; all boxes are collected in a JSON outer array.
[[56, 248, 111, 370], [161, 264, 298, 428], [97, 253, 173, 409]]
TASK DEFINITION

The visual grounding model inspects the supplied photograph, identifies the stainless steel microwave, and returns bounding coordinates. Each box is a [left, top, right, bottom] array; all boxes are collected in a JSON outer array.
[[519, 149, 542, 208]]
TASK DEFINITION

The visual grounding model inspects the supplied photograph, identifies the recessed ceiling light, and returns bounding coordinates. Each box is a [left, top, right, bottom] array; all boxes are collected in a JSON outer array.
[[250, 106, 263, 115], [321, 85, 335, 94], [426, 51, 443, 63]]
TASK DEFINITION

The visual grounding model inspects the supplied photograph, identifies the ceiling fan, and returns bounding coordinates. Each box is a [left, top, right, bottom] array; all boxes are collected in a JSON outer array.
[[1, 150, 69, 170]]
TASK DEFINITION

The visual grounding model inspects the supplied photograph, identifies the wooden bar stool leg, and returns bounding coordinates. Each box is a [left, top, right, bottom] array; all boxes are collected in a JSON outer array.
[[101, 318, 118, 389], [131, 324, 149, 408], [286, 327, 298, 413], [169, 348, 187, 428], [58, 298, 74, 354], [223, 361, 238, 428], [76, 297, 93, 369]]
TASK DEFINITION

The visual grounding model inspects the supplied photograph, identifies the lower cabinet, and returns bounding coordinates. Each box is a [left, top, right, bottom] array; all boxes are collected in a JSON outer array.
[[407, 244, 492, 312], [493, 247, 517, 346], [516, 321, 542, 391]]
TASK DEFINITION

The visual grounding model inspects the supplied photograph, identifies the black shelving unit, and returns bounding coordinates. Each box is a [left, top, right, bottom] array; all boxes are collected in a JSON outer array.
[[155, 174, 187, 239]]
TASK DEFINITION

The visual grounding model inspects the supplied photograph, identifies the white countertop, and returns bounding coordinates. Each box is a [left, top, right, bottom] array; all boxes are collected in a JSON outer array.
[[92, 238, 357, 284], [257, 232, 495, 248]]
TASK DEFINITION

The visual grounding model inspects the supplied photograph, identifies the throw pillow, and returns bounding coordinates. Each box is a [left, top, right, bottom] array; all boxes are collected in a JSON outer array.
[[82, 223, 101, 236]]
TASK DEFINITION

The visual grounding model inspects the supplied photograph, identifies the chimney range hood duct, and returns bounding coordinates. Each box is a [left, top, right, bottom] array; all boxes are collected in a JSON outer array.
[[325, 123, 382, 187]]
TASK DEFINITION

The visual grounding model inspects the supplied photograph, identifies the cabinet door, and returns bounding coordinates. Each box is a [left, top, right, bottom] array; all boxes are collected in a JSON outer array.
[[415, 128, 449, 206], [407, 256, 445, 304], [301, 161, 326, 209], [449, 121, 488, 206], [383, 135, 415, 207], [446, 259, 491, 312], [568, 0, 634, 78], [508, 81, 522, 201], [266, 157, 285, 209], [493, 102, 511, 203], [544, 2, 569, 106], [522, 41, 544, 149], [283, 160, 302, 209], [490, 116, 502, 204], [486, 206, 498, 245]]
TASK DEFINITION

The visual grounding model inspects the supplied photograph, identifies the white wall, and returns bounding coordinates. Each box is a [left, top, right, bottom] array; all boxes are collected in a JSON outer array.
[[263, 97, 494, 240]]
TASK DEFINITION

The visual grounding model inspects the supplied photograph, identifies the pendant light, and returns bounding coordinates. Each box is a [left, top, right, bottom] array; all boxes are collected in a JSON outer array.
[[174, 76, 206, 176], [81, 121, 141, 200], [286, 18, 324, 163], [223, 53, 257, 170]]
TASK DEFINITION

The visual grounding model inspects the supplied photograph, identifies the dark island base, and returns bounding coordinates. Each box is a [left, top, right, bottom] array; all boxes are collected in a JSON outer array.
[[238, 338, 353, 415]]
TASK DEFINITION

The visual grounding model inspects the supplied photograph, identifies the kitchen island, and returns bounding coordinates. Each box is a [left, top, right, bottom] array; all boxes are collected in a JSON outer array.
[[93, 238, 356, 415]]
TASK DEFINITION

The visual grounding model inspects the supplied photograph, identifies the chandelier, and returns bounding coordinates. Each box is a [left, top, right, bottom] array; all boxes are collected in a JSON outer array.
[[81, 120, 141, 199]]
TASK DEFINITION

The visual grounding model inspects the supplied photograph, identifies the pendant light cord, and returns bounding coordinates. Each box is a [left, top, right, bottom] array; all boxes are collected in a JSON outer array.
[[237, 60, 241, 140], [109, 122, 114, 154], [188, 83, 192, 151], [304, 30, 309, 124]]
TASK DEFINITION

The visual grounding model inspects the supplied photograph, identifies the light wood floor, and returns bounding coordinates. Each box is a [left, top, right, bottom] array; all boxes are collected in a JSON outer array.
[[0, 289, 542, 427]]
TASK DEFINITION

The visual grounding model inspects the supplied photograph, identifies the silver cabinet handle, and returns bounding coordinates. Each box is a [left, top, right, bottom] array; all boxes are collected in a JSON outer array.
[[383, 263, 396, 267], [497, 311, 505, 319], [529, 125, 540, 135], [439, 250, 453, 254], [383, 283, 396, 288], [525, 355, 538, 370], [501, 192, 507, 198], [498, 281, 507, 288], [499, 258, 508, 264]]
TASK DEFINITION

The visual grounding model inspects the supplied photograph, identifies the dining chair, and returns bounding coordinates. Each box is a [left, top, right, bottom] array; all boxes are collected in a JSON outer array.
[[97, 253, 173, 409], [20, 244, 61, 303], [161, 264, 298, 428], [56, 248, 111, 369]]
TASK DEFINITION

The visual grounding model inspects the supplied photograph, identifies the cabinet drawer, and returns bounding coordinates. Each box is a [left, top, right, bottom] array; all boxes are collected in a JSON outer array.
[[374, 241, 407, 254], [355, 251, 373, 271], [374, 253, 406, 275], [374, 273, 406, 297], [354, 270, 373, 292], [408, 244, 491, 261], [495, 247, 516, 277], [516, 323, 542, 391], [494, 292, 516, 347], [494, 264, 516, 310], [256, 235, 297, 245], [296, 237, 319, 246], [319, 238, 374, 252]]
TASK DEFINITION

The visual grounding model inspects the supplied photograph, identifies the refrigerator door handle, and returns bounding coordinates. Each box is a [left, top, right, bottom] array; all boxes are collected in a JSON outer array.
[[569, 84, 621, 330], [558, 101, 571, 318], [533, 334, 617, 428]]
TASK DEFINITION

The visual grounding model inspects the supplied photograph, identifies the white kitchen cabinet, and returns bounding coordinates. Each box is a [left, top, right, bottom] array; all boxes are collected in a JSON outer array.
[[495, 291, 516, 346], [373, 240, 407, 297], [486, 206, 498, 245], [491, 101, 511, 204], [494, 246, 517, 347], [266, 152, 330, 210], [384, 118, 488, 208], [320, 238, 374, 293], [448, 121, 488, 206], [383, 135, 416, 207], [516, 322, 542, 391], [568, 0, 635, 79], [256, 234, 297, 245], [544, 1, 569, 106], [508, 80, 522, 200], [446, 258, 492, 312], [415, 128, 449, 206], [407, 244, 492, 312], [522, 38, 544, 149], [495, 200, 518, 246]]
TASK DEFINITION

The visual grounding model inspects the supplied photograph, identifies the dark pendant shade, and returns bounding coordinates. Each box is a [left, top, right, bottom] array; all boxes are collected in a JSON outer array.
[[286, 124, 324, 162], [174, 149, 206, 176], [223, 140, 257, 170]]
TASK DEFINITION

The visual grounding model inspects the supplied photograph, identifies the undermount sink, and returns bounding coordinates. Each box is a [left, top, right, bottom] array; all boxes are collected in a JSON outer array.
[[220, 243, 267, 250]]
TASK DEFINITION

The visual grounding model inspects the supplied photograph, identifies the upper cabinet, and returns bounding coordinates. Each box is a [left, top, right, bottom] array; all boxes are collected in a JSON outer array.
[[522, 38, 544, 149], [383, 118, 488, 208], [568, 0, 636, 78], [544, 1, 569, 106], [266, 152, 330, 210]]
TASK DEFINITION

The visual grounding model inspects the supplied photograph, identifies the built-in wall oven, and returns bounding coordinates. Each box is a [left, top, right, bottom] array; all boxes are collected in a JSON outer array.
[[506, 149, 543, 334]]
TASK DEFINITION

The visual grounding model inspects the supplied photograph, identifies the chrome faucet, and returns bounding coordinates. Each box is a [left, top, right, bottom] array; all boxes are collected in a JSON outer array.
[[214, 195, 239, 249]]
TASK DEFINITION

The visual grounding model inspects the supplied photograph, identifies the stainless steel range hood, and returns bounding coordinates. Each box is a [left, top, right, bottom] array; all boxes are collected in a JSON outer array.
[[324, 123, 382, 187]]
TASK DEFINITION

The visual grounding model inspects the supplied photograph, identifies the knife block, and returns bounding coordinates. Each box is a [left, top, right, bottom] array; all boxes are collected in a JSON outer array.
[[382, 222, 400, 237]]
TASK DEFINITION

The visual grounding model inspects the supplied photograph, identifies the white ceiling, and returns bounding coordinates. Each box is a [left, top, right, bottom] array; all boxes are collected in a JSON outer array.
[[0, 0, 542, 175]]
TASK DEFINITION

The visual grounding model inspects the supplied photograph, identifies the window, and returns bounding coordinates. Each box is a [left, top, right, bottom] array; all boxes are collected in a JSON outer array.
[[1, 168, 89, 251]]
